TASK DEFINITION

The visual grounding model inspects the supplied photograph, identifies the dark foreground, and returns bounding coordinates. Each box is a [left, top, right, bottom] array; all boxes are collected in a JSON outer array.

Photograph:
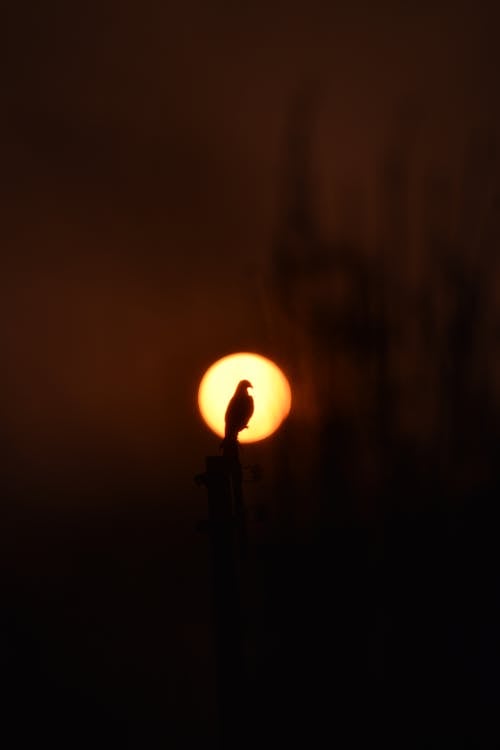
[[1, 488, 499, 749]]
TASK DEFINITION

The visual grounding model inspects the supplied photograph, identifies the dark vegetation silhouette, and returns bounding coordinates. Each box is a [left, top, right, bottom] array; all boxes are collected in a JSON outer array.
[[246, 90, 500, 748]]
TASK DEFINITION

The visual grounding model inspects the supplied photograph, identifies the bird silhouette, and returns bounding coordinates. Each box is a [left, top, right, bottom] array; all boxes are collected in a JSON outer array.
[[223, 379, 254, 444]]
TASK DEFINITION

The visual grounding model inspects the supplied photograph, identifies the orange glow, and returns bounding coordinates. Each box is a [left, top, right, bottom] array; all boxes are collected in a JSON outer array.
[[198, 352, 292, 442]]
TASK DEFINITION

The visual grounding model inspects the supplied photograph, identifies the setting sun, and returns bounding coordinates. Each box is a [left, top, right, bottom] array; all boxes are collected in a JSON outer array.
[[198, 352, 292, 443]]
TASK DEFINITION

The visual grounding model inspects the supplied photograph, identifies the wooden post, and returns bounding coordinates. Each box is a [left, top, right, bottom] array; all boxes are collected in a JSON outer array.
[[202, 455, 246, 749]]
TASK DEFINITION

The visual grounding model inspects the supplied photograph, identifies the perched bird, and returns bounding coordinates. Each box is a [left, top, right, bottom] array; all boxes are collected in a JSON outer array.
[[223, 379, 254, 443]]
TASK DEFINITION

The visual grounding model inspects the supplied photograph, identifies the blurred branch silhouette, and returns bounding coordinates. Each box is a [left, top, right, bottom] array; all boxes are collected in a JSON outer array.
[[268, 86, 500, 529]]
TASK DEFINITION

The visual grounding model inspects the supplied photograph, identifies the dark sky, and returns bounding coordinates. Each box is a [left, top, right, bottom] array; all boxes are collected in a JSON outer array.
[[2, 0, 499, 513]]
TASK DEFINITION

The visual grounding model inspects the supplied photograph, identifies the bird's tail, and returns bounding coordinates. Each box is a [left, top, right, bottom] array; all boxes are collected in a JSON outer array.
[[220, 435, 239, 457]]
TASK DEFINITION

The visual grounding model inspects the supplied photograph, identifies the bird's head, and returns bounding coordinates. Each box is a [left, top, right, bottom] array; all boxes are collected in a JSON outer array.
[[237, 379, 253, 391]]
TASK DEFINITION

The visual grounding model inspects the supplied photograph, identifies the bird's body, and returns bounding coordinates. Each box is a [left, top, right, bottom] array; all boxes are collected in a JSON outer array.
[[224, 379, 254, 443]]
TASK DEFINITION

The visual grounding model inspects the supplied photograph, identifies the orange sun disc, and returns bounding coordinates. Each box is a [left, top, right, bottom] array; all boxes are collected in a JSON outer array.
[[198, 352, 292, 443]]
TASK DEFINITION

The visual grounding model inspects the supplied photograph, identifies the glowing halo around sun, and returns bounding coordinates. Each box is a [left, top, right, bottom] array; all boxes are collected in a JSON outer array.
[[198, 352, 292, 443]]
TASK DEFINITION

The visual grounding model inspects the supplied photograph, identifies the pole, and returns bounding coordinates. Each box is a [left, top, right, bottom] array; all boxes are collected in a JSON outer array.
[[200, 455, 246, 749]]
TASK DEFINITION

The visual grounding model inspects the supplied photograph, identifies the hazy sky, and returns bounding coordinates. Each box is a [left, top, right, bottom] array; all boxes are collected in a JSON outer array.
[[1, 1, 499, 515]]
